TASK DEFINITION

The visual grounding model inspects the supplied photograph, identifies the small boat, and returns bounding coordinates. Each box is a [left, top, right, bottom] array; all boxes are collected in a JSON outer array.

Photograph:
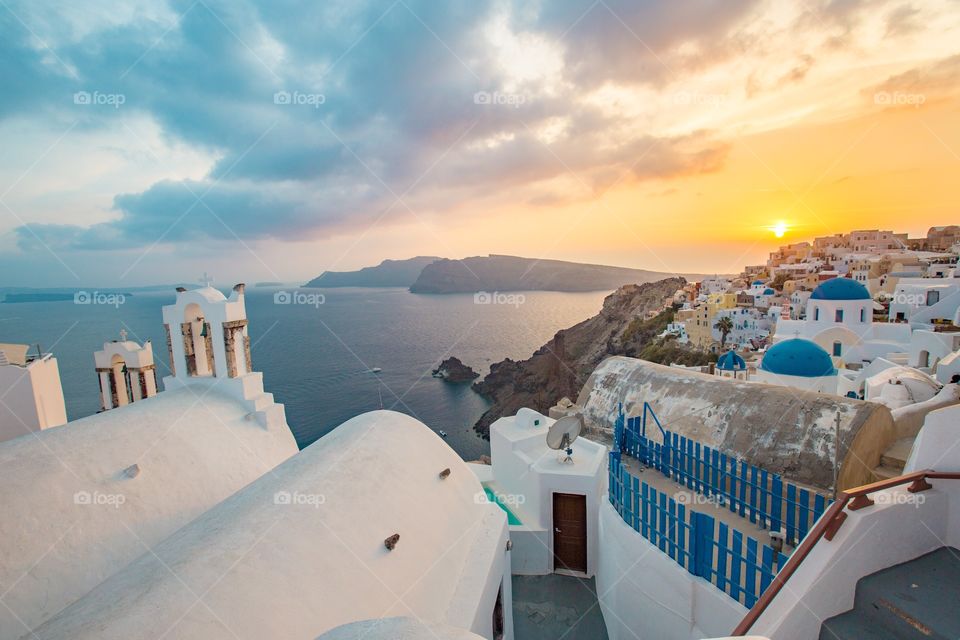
[[368, 367, 382, 374], [438, 430, 448, 438]]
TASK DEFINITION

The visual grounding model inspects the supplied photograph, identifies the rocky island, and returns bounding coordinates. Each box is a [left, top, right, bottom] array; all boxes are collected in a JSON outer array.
[[304, 256, 441, 288], [410, 254, 708, 294], [471, 277, 716, 437], [432, 357, 479, 382]]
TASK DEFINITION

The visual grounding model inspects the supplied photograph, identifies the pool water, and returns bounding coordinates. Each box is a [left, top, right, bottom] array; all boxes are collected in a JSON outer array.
[[484, 486, 523, 525]]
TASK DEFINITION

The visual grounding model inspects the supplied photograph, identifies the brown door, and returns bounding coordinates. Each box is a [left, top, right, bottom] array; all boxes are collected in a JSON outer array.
[[553, 493, 587, 573]]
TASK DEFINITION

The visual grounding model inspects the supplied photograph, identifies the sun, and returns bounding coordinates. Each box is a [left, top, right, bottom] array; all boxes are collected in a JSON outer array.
[[772, 221, 788, 238]]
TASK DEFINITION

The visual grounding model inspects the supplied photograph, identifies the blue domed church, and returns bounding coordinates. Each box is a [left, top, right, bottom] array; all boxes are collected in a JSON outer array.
[[772, 277, 911, 371]]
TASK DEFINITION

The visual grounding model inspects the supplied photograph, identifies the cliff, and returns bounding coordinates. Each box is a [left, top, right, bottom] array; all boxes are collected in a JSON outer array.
[[472, 278, 691, 436], [410, 254, 703, 294], [304, 256, 441, 288]]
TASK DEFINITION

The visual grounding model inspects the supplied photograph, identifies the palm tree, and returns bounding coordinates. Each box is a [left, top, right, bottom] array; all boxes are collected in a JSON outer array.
[[714, 316, 734, 348]]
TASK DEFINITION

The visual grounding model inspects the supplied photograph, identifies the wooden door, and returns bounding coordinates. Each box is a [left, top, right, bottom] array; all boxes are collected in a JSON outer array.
[[553, 493, 587, 573]]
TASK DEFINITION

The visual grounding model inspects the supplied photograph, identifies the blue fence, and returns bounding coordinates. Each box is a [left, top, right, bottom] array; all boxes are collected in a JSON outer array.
[[615, 411, 830, 545], [609, 451, 789, 608]]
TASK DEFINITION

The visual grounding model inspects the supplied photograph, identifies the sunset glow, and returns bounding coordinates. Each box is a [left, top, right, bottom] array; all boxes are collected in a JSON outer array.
[[0, 0, 959, 285]]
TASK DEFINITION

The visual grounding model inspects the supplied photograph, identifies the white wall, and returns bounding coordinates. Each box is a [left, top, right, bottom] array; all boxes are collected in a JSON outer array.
[[749, 487, 951, 640], [597, 502, 746, 640], [488, 409, 606, 578], [29, 411, 510, 640], [0, 387, 298, 637], [0, 355, 66, 443]]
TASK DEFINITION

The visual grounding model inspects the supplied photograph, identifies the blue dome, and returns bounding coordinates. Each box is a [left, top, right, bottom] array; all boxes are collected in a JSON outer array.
[[763, 288, 775, 295], [752, 280, 765, 286], [761, 339, 836, 377], [717, 350, 746, 371], [811, 278, 870, 301]]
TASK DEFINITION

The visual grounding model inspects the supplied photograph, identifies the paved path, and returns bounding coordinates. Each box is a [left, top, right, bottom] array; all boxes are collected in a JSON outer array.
[[511, 574, 609, 640]]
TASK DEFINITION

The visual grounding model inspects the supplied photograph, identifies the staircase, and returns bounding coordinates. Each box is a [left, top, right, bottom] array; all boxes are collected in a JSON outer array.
[[871, 437, 914, 481], [819, 547, 960, 639]]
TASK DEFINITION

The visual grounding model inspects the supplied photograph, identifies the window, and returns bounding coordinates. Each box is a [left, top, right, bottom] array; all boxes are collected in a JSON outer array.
[[835, 309, 844, 322], [833, 341, 842, 357], [927, 291, 940, 306], [814, 307, 820, 321], [860, 308, 865, 322]]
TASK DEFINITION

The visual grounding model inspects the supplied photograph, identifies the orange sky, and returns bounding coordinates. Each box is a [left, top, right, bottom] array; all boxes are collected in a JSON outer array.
[[1, 0, 958, 285]]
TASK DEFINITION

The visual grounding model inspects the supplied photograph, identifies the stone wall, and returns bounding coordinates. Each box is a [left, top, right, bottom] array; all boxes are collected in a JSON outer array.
[[577, 356, 896, 490]]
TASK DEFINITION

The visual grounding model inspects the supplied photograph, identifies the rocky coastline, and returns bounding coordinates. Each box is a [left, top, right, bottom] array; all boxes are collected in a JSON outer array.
[[469, 277, 716, 437]]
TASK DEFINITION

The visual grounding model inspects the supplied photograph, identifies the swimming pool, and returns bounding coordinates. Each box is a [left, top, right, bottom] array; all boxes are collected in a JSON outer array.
[[483, 486, 523, 525]]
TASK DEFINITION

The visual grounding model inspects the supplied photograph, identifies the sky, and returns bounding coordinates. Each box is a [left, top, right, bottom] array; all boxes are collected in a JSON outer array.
[[1, 0, 958, 287]]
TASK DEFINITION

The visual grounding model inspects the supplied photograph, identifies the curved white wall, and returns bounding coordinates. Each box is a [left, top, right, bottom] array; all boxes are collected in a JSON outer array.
[[29, 411, 511, 640], [597, 502, 745, 640], [0, 387, 298, 637]]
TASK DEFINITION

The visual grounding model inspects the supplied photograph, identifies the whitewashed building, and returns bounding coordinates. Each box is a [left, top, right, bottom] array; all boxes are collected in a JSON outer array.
[[0, 343, 66, 443], [775, 277, 911, 365], [93, 332, 158, 411]]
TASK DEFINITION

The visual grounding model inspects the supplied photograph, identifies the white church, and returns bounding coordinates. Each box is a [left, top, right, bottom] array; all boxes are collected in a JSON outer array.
[[760, 276, 960, 402]]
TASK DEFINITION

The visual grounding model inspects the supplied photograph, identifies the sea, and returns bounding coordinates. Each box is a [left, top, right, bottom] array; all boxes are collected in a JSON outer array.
[[0, 286, 608, 460]]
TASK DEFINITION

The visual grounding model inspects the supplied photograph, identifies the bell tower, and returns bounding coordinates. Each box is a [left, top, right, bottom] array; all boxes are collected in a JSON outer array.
[[93, 330, 158, 411], [159, 278, 286, 430], [160, 278, 253, 383]]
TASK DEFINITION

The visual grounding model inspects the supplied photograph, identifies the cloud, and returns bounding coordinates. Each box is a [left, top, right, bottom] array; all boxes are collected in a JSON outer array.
[[4, 0, 945, 261], [524, 0, 761, 89], [5, 0, 745, 252], [865, 53, 960, 109]]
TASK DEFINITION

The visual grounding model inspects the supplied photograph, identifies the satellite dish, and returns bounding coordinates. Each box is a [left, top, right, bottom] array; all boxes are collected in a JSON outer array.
[[547, 416, 582, 463]]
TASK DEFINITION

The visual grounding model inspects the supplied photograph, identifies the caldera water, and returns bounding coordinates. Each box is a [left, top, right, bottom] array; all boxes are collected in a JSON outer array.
[[0, 286, 607, 460]]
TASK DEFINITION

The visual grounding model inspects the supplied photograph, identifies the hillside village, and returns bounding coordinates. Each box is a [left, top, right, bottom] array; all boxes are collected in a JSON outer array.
[[649, 226, 960, 400]]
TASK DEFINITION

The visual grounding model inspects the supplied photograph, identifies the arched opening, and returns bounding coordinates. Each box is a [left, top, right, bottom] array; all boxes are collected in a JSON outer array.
[[920, 350, 931, 368], [109, 354, 132, 407], [183, 303, 215, 377]]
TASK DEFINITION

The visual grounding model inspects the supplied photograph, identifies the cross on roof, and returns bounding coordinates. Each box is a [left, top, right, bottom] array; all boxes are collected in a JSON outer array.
[[199, 272, 215, 287], [119, 328, 128, 341]]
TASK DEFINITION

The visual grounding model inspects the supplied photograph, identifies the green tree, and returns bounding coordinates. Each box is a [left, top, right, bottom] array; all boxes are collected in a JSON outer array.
[[714, 315, 734, 348]]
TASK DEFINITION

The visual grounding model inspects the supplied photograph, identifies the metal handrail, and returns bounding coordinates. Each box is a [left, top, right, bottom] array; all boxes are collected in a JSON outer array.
[[731, 469, 960, 636]]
